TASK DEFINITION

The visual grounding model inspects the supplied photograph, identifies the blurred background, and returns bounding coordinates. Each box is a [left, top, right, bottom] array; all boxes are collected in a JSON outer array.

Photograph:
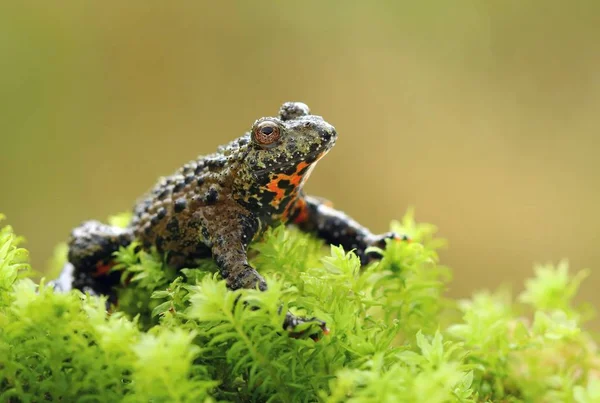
[[2, 1, 599, 320]]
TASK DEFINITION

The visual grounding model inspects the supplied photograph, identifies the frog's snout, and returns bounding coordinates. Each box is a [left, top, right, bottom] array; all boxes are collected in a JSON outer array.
[[319, 123, 337, 145]]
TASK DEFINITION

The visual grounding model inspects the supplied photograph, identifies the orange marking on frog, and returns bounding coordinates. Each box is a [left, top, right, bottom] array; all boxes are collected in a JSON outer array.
[[263, 161, 311, 209], [292, 198, 310, 224], [280, 190, 300, 221], [394, 235, 412, 243], [264, 180, 286, 204], [93, 261, 115, 277]]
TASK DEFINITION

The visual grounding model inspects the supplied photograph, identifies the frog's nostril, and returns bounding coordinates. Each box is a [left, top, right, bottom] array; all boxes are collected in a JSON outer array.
[[322, 128, 336, 142]]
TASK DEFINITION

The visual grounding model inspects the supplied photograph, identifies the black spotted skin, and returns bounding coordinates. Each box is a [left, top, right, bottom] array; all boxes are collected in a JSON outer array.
[[61, 102, 407, 333]]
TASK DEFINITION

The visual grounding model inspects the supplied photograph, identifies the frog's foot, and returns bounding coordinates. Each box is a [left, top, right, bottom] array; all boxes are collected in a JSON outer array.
[[50, 261, 119, 310], [374, 231, 411, 247], [284, 311, 329, 341], [226, 265, 268, 292], [362, 231, 411, 263]]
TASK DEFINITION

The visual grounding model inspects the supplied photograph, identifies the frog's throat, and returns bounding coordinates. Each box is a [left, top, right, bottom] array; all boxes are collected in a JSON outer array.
[[259, 150, 329, 211]]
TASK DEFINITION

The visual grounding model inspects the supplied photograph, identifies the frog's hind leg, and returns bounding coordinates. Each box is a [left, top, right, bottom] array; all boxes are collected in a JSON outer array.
[[63, 220, 133, 300], [290, 195, 410, 265]]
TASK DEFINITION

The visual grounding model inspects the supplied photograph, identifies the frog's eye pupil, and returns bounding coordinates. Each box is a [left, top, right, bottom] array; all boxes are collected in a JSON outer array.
[[253, 120, 281, 147]]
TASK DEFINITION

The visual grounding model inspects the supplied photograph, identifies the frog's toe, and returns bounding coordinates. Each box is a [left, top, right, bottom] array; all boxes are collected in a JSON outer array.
[[396, 233, 411, 243], [374, 231, 410, 247], [284, 312, 329, 340], [360, 232, 411, 264], [228, 266, 267, 291]]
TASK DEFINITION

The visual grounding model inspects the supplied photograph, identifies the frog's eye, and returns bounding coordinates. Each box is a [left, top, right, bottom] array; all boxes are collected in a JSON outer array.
[[253, 121, 281, 147]]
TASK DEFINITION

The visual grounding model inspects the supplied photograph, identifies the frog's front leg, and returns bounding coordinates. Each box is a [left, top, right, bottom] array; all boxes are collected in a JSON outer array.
[[211, 238, 267, 292], [205, 208, 327, 336], [204, 209, 266, 291], [290, 195, 408, 264]]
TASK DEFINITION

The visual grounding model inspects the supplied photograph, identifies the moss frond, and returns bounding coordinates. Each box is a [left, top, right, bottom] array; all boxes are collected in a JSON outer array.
[[1, 213, 598, 402]]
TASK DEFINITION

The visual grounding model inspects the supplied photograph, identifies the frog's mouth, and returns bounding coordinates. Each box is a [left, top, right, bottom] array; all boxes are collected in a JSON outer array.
[[254, 148, 331, 177]]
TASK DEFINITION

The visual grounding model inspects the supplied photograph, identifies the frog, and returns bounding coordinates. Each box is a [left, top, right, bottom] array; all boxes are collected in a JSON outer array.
[[55, 101, 407, 337]]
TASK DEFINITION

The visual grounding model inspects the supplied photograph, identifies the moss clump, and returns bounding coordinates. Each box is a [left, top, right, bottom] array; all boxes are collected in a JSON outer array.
[[1, 212, 599, 402]]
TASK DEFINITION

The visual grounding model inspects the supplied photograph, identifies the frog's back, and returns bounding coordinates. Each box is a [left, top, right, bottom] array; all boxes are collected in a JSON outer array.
[[128, 137, 250, 261]]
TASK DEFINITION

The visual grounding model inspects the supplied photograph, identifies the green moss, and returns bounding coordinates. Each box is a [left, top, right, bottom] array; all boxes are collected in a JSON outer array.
[[1, 212, 598, 402]]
